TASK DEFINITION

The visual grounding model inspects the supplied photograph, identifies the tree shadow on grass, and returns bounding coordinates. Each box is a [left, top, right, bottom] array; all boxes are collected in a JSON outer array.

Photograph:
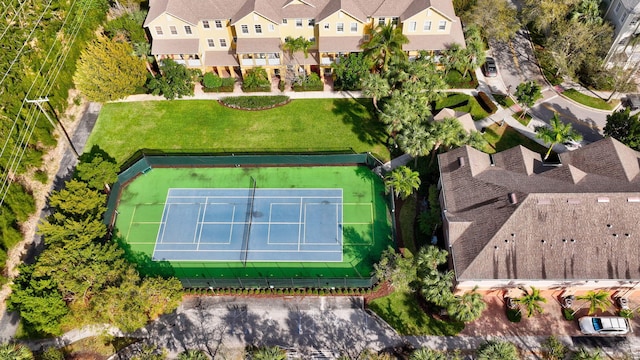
[[113, 234, 175, 278], [332, 98, 386, 146]]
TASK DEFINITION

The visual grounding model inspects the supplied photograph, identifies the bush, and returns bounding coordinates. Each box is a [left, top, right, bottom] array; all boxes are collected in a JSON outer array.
[[619, 308, 634, 319], [542, 336, 567, 360], [34, 170, 48, 184], [562, 307, 575, 321], [477, 91, 498, 114], [202, 72, 223, 89], [203, 76, 235, 92], [219, 95, 289, 110], [242, 67, 271, 92], [292, 73, 324, 91], [506, 308, 522, 323]]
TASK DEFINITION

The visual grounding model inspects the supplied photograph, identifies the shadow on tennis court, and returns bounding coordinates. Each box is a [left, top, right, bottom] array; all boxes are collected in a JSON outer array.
[[113, 234, 175, 277]]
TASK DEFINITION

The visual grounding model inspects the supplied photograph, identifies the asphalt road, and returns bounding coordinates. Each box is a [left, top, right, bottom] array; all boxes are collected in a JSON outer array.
[[489, 29, 608, 144]]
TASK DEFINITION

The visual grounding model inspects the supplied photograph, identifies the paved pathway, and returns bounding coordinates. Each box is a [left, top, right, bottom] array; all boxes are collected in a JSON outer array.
[[17, 296, 640, 359]]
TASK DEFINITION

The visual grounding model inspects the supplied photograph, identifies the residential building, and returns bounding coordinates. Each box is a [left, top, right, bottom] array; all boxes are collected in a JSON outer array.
[[143, 0, 466, 80], [603, 0, 640, 69], [437, 138, 640, 291]]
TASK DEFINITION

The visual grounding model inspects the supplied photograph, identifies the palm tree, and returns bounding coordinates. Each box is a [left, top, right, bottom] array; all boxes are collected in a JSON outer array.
[[177, 350, 208, 360], [384, 166, 421, 200], [415, 245, 448, 272], [0, 343, 33, 360], [514, 81, 542, 119], [441, 43, 465, 75], [420, 269, 455, 307], [133, 42, 155, 75], [361, 73, 391, 112], [282, 36, 315, 82], [476, 341, 520, 360], [577, 290, 612, 315], [362, 23, 409, 73], [515, 286, 547, 317], [250, 346, 287, 360], [397, 121, 435, 167], [462, 25, 485, 78], [535, 113, 583, 160], [447, 288, 487, 323], [409, 348, 447, 360]]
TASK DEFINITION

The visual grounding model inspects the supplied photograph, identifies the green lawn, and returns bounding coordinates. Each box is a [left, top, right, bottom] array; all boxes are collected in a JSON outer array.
[[482, 123, 550, 155], [368, 291, 464, 335], [561, 89, 618, 110], [87, 98, 390, 164], [434, 93, 490, 120]]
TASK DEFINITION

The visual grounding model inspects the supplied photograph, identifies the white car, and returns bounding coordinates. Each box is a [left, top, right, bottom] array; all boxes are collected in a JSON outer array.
[[578, 316, 630, 335]]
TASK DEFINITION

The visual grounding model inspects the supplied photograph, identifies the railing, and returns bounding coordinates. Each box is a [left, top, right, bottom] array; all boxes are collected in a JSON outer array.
[[188, 59, 202, 66], [268, 58, 281, 65]]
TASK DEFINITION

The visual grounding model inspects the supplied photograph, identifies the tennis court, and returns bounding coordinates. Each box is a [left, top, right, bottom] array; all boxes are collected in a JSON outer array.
[[152, 187, 345, 262], [110, 155, 392, 285]]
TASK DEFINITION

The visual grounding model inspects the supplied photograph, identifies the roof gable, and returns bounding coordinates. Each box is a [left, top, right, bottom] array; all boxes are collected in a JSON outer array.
[[317, 0, 367, 22]]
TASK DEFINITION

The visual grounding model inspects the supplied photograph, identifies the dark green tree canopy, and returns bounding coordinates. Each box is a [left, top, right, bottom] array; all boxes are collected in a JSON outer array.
[[604, 108, 640, 150], [148, 59, 198, 99]]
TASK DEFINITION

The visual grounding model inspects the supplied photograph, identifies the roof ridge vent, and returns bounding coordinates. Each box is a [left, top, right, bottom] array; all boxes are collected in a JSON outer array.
[[628, 196, 640, 203], [508, 192, 518, 204], [458, 156, 466, 168]]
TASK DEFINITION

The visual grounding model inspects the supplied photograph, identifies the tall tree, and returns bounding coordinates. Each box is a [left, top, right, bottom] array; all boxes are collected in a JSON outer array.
[[514, 81, 542, 119], [361, 73, 391, 112], [420, 269, 455, 307], [384, 166, 421, 200], [570, 0, 603, 25], [577, 290, 612, 315], [362, 24, 409, 72], [373, 246, 417, 292], [476, 341, 520, 360], [467, 0, 520, 42], [74, 155, 119, 191], [282, 36, 315, 82], [447, 288, 487, 323], [397, 121, 434, 167], [515, 286, 547, 317], [462, 26, 486, 78], [73, 36, 147, 102], [441, 43, 466, 76], [522, 0, 578, 36], [535, 113, 583, 160], [331, 53, 372, 90], [603, 107, 640, 150]]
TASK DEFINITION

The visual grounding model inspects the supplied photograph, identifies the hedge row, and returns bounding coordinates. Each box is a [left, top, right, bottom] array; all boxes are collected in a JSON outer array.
[[477, 91, 498, 114], [184, 286, 374, 296], [219, 95, 290, 110]]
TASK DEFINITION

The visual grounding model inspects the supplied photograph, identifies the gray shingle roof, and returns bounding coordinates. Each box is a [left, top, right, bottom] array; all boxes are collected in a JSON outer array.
[[438, 137, 640, 282]]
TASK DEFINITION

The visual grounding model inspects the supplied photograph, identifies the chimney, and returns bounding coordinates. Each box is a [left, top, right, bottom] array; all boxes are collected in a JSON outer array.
[[458, 156, 465, 168]]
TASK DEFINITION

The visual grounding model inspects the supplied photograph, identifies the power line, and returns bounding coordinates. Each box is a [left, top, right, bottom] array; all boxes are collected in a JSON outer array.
[[0, 0, 30, 45]]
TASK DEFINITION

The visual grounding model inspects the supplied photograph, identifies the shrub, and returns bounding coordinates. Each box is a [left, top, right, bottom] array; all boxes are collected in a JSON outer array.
[[292, 72, 323, 91], [506, 308, 522, 323], [619, 308, 634, 319], [477, 91, 498, 114], [562, 307, 575, 321], [202, 72, 223, 88], [219, 95, 289, 110], [34, 170, 48, 184], [242, 67, 271, 92], [542, 336, 567, 360]]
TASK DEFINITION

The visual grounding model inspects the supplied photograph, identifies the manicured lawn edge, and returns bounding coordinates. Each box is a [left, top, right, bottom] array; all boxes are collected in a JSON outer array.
[[561, 89, 617, 110]]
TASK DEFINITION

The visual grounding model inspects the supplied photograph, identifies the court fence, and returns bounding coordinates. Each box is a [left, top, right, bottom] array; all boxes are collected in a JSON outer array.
[[105, 151, 385, 230], [180, 276, 376, 289], [104, 152, 390, 289]]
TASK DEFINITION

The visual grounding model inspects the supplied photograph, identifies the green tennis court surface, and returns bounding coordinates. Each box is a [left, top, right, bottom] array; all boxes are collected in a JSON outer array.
[[113, 165, 391, 282]]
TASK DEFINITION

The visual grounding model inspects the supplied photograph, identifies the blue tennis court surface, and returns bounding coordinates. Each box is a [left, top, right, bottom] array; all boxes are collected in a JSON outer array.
[[152, 188, 343, 262]]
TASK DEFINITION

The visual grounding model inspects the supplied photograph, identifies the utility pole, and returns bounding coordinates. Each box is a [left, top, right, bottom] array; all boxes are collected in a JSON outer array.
[[26, 97, 79, 158]]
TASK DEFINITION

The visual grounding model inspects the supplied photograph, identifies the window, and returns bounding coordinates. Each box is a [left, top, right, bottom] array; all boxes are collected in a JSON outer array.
[[296, 19, 303, 27], [202, 20, 210, 29], [269, 24, 275, 31], [155, 26, 163, 35], [423, 21, 431, 31], [337, 22, 344, 32], [350, 22, 357, 32], [622, 10, 629, 23], [184, 25, 192, 34], [282, 18, 288, 24], [309, 37, 315, 43], [215, 20, 223, 28], [378, 17, 385, 25], [308, 18, 315, 27], [255, 24, 262, 33], [324, 23, 330, 30], [207, 38, 215, 47], [391, 17, 398, 25], [219, 38, 227, 47], [170, 26, 177, 35], [241, 25, 249, 34], [615, 1, 622, 14], [408, 21, 416, 32], [438, 20, 446, 30]]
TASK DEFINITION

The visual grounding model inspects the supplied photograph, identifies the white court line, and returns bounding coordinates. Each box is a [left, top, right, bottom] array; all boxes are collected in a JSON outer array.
[[125, 205, 138, 240], [154, 248, 343, 253], [229, 204, 236, 244], [196, 199, 208, 249], [130, 221, 162, 224], [298, 197, 304, 250]]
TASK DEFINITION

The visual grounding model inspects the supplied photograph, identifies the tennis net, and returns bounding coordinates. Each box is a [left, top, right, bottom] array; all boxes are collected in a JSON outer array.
[[241, 176, 257, 267]]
